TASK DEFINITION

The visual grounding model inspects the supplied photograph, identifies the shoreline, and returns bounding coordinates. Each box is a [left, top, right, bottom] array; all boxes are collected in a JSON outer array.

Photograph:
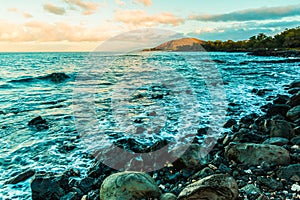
[[22, 80, 300, 200]]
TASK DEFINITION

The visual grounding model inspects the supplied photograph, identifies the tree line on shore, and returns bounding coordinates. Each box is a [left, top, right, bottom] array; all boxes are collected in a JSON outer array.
[[178, 26, 300, 52]]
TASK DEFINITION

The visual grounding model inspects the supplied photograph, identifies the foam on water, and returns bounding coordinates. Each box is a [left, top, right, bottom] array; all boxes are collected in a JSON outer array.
[[0, 52, 299, 199]]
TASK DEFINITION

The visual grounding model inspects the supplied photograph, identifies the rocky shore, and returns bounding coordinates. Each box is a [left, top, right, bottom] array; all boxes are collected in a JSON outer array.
[[6, 80, 300, 200]]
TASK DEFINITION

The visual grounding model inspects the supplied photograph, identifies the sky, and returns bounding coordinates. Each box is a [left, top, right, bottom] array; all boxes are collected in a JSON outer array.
[[0, 0, 300, 52]]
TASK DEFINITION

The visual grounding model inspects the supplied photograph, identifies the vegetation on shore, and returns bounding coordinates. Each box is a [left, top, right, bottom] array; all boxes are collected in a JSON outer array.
[[149, 27, 300, 54]]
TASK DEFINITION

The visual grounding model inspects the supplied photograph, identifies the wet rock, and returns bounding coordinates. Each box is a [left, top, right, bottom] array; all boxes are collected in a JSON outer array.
[[239, 113, 259, 126], [31, 169, 79, 200], [256, 176, 283, 191], [291, 136, 300, 145], [266, 104, 290, 117], [294, 126, 300, 135], [177, 174, 238, 200], [287, 91, 300, 107], [277, 164, 300, 180], [232, 129, 266, 143], [287, 105, 300, 121], [5, 169, 35, 184], [160, 193, 177, 200], [224, 119, 237, 128], [44, 72, 70, 83], [77, 177, 96, 194], [31, 173, 65, 200], [289, 80, 300, 89], [100, 171, 161, 200], [225, 143, 290, 166], [170, 144, 205, 170], [191, 167, 215, 180], [263, 137, 289, 146], [61, 192, 78, 200], [273, 95, 289, 104], [28, 116, 49, 131], [240, 184, 261, 195], [269, 120, 294, 139], [289, 87, 300, 95]]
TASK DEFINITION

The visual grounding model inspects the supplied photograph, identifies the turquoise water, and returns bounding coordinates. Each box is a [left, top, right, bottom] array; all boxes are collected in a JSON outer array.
[[0, 52, 299, 199]]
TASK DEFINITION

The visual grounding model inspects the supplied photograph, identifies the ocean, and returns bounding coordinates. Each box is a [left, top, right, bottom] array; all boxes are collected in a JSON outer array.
[[0, 52, 299, 199]]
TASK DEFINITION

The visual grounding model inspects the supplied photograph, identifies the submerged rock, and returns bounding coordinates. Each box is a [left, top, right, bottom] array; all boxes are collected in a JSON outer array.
[[43, 73, 70, 83], [225, 143, 290, 166], [289, 80, 300, 89], [177, 174, 238, 200], [28, 116, 48, 131], [5, 169, 35, 184], [100, 171, 161, 200]]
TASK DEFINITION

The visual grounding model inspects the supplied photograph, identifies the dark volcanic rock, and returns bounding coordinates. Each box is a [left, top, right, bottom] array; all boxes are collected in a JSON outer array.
[[256, 176, 283, 191], [5, 169, 35, 184], [288, 91, 300, 107], [289, 80, 300, 89], [263, 137, 289, 146], [269, 120, 294, 139], [287, 105, 300, 121], [31, 169, 80, 200], [224, 119, 237, 128], [266, 104, 290, 117], [28, 116, 48, 131], [277, 164, 300, 180], [225, 143, 290, 166], [43, 73, 70, 83]]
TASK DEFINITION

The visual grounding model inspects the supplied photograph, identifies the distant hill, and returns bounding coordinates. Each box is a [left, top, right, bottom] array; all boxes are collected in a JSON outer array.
[[147, 38, 205, 51]]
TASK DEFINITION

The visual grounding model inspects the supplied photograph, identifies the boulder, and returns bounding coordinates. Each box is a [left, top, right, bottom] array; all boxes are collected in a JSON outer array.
[[225, 143, 290, 166], [287, 105, 300, 121], [177, 174, 238, 200], [289, 80, 300, 89], [223, 119, 237, 128], [291, 136, 300, 145], [277, 164, 300, 180], [170, 144, 206, 170], [100, 171, 161, 200], [269, 120, 294, 139], [266, 104, 290, 117], [160, 193, 177, 200], [287, 92, 300, 107]]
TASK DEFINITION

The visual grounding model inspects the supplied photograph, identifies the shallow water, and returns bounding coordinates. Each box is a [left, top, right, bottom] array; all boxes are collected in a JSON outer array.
[[0, 52, 299, 199]]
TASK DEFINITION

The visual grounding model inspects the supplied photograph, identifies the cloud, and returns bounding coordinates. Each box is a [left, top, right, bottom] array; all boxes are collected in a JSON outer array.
[[8, 8, 33, 18], [115, 10, 184, 27], [0, 20, 116, 42], [190, 4, 300, 22], [135, 0, 152, 7], [188, 20, 300, 41], [43, 3, 66, 15], [63, 0, 100, 15], [115, 0, 126, 6]]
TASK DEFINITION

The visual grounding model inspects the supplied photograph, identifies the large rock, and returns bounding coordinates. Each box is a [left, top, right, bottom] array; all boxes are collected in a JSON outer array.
[[287, 105, 300, 121], [100, 171, 161, 200], [266, 104, 290, 117], [289, 80, 300, 89], [31, 169, 80, 200], [269, 120, 294, 139], [225, 143, 290, 166], [170, 144, 206, 170], [5, 169, 35, 184], [288, 92, 300, 107], [177, 174, 238, 200], [160, 193, 177, 200], [277, 164, 300, 180]]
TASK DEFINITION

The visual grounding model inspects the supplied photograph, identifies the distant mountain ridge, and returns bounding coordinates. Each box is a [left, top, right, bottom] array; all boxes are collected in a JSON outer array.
[[147, 38, 205, 51]]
